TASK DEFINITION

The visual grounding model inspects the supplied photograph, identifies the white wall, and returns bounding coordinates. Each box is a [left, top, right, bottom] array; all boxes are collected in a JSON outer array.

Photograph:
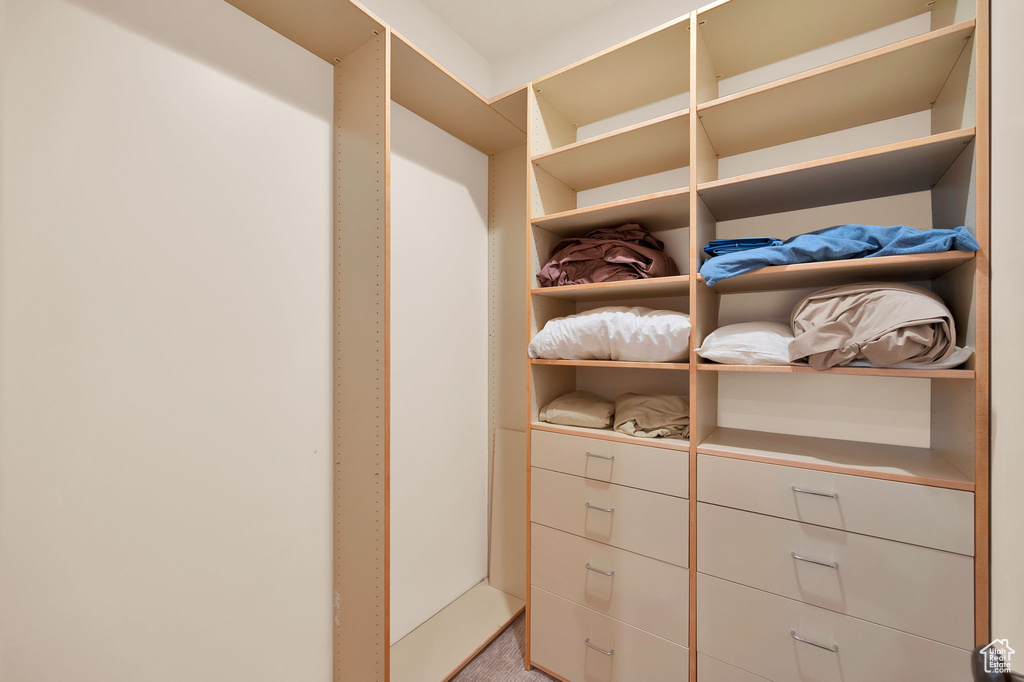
[[389, 103, 490, 645], [990, 0, 1024, 651], [0, 1, 334, 680]]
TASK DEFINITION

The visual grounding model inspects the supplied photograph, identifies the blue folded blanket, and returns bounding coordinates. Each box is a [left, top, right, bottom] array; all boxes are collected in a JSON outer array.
[[704, 238, 783, 258], [699, 224, 980, 286]]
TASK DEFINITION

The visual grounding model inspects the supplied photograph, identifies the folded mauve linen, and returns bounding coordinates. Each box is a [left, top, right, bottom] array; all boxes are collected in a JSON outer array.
[[613, 393, 689, 439], [539, 391, 615, 429], [789, 282, 957, 370], [537, 223, 680, 287]]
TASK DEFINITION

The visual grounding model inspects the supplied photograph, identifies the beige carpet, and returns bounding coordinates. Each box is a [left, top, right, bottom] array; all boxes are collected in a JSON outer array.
[[451, 614, 557, 681]]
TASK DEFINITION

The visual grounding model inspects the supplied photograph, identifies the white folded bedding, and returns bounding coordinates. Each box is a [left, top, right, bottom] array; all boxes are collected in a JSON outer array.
[[528, 306, 691, 363]]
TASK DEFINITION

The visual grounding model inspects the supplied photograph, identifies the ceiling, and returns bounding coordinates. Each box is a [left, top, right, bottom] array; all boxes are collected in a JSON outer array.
[[419, 0, 621, 61]]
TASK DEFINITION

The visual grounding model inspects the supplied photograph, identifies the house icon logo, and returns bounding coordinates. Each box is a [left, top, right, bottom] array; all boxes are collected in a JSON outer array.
[[980, 639, 1016, 674]]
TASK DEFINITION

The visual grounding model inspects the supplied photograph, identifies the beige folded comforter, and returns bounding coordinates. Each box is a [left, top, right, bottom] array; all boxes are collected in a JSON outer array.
[[613, 393, 689, 439], [788, 282, 956, 370]]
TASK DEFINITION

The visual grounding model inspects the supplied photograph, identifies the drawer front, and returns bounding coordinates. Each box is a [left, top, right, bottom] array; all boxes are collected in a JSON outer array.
[[697, 503, 974, 648], [697, 654, 768, 682], [697, 454, 974, 555], [530, 586, 687, 682], [531, 523, 688, 645], [531, 429, 688, 497], [531, 467, 689, 567], [697, 574, 971, 682]]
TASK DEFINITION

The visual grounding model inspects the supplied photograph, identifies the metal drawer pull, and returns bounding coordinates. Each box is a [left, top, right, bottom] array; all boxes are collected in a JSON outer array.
[[585, 639, 614, 656], [585, 502, 614, 513], [791, 552, 839, 569], [585, 451, 615, 461], [791, 631, 838, 653], [585, 563, 615, 576], [792, 486, 838, 499]]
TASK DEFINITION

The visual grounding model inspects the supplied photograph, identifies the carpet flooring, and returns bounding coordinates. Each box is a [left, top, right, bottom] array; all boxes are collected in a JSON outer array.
[[451, 614, 557, 681]]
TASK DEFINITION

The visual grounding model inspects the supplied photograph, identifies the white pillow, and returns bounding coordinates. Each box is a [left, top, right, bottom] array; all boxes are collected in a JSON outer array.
[[696, 321, 793, 365], [528, 306, 691, 363]]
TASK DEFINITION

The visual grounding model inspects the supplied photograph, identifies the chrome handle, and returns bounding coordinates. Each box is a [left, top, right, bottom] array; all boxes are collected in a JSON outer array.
[[791, 631, 838, 653], [585, 562, 614, 577], [792, 486, 838, 499], [585, 502, 614, 513], [791, 552, 839, 569], [585, 451, 614, 461], [585, 639, 613, 656]]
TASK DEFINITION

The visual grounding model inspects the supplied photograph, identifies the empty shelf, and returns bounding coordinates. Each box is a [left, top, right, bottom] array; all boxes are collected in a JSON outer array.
[[697, 129, 975, 220], [697, 427, 974, 490], [695, 363, 974, 380], [697, 251, 975, 293], [532, 276, 690, 302], [533, 17, 690, 126], [533, 188, 690, 235], [532, 359, 690, 371], [531, 421, 690, 452], [698, 22, 975, 158], [532, 110, 690, 191]]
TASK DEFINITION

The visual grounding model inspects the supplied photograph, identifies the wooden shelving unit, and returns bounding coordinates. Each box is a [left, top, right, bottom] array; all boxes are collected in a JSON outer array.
[[695, 363, 975, 379], [531, 421, 690, 452], [531, 358, 690, 371], [531, 275, 690, 301], [532, 188, 690, 235]]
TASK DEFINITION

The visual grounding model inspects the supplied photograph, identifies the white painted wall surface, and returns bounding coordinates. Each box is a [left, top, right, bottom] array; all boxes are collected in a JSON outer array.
[[389, 103, 490, 646], [0, 0, 334, 680], [990, 0, 1024, 651]]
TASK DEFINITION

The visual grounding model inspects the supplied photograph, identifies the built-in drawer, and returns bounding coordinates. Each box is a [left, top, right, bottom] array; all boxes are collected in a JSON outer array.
[[697, 502, 973, 648], [697, 574, 971, 682], [697, 654, 768, 682], [531, 467, 688, 567], [531, 523, 688, 645], [530, 586, 687, 682], [531, 429, 688, 498], [697, 454, 974, 555]]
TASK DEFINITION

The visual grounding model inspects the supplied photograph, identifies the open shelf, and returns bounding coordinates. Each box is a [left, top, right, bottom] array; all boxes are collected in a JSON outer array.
[[531, 421, 689, 452], [697, 0, 936, 83], [532, 358, 690, 371], [697, 22, 976, 157], [697, 427, 974, 491], [391, 34, 525, 155], [532, 188, 690, 235], [697, 129, 975, 220], [697, 251, 975, 293], [532, 110, 690, 191], [532, 276, 690, 302], [695, 363, 974, 380], [390, 582, 524, 682], [532, 17, 690, 126]]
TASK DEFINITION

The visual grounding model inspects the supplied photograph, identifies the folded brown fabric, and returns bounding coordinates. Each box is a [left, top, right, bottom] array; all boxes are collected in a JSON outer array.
[[539, 391, 615, 429], [789, 282, 956, 370], [537, 223, 680, 287], [613, 393, 689, 439]]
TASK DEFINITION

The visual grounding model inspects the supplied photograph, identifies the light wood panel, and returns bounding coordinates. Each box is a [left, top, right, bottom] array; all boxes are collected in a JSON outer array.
[[697, 654, 769, 682], [697, 251, 975, 294], [698, 22, 976, 157], [533, 110, 691, 191], [390, 34, 524, 155], [531, 275, 690, 302], [532, 17, 691, 126], [489, 86, 529, 133], [531, 359, 690, 371], [696, 363, 974, 379], [489, 429, 527, 601], [697, 428, 974, 491], [225, 0, 383, 62], [389, 582, 524, 682], [531, 422, 689, 452], [532, 188, 690, 235], [333, 32, 389, 681], [698, 129, 976, 220], [697, 0, 938, 81]]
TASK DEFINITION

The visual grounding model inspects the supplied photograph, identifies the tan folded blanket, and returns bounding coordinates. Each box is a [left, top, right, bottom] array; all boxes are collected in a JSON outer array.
[[539, 391, 615, 429], [613, 393, 689, 439], [789, 282, 956, 370]]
